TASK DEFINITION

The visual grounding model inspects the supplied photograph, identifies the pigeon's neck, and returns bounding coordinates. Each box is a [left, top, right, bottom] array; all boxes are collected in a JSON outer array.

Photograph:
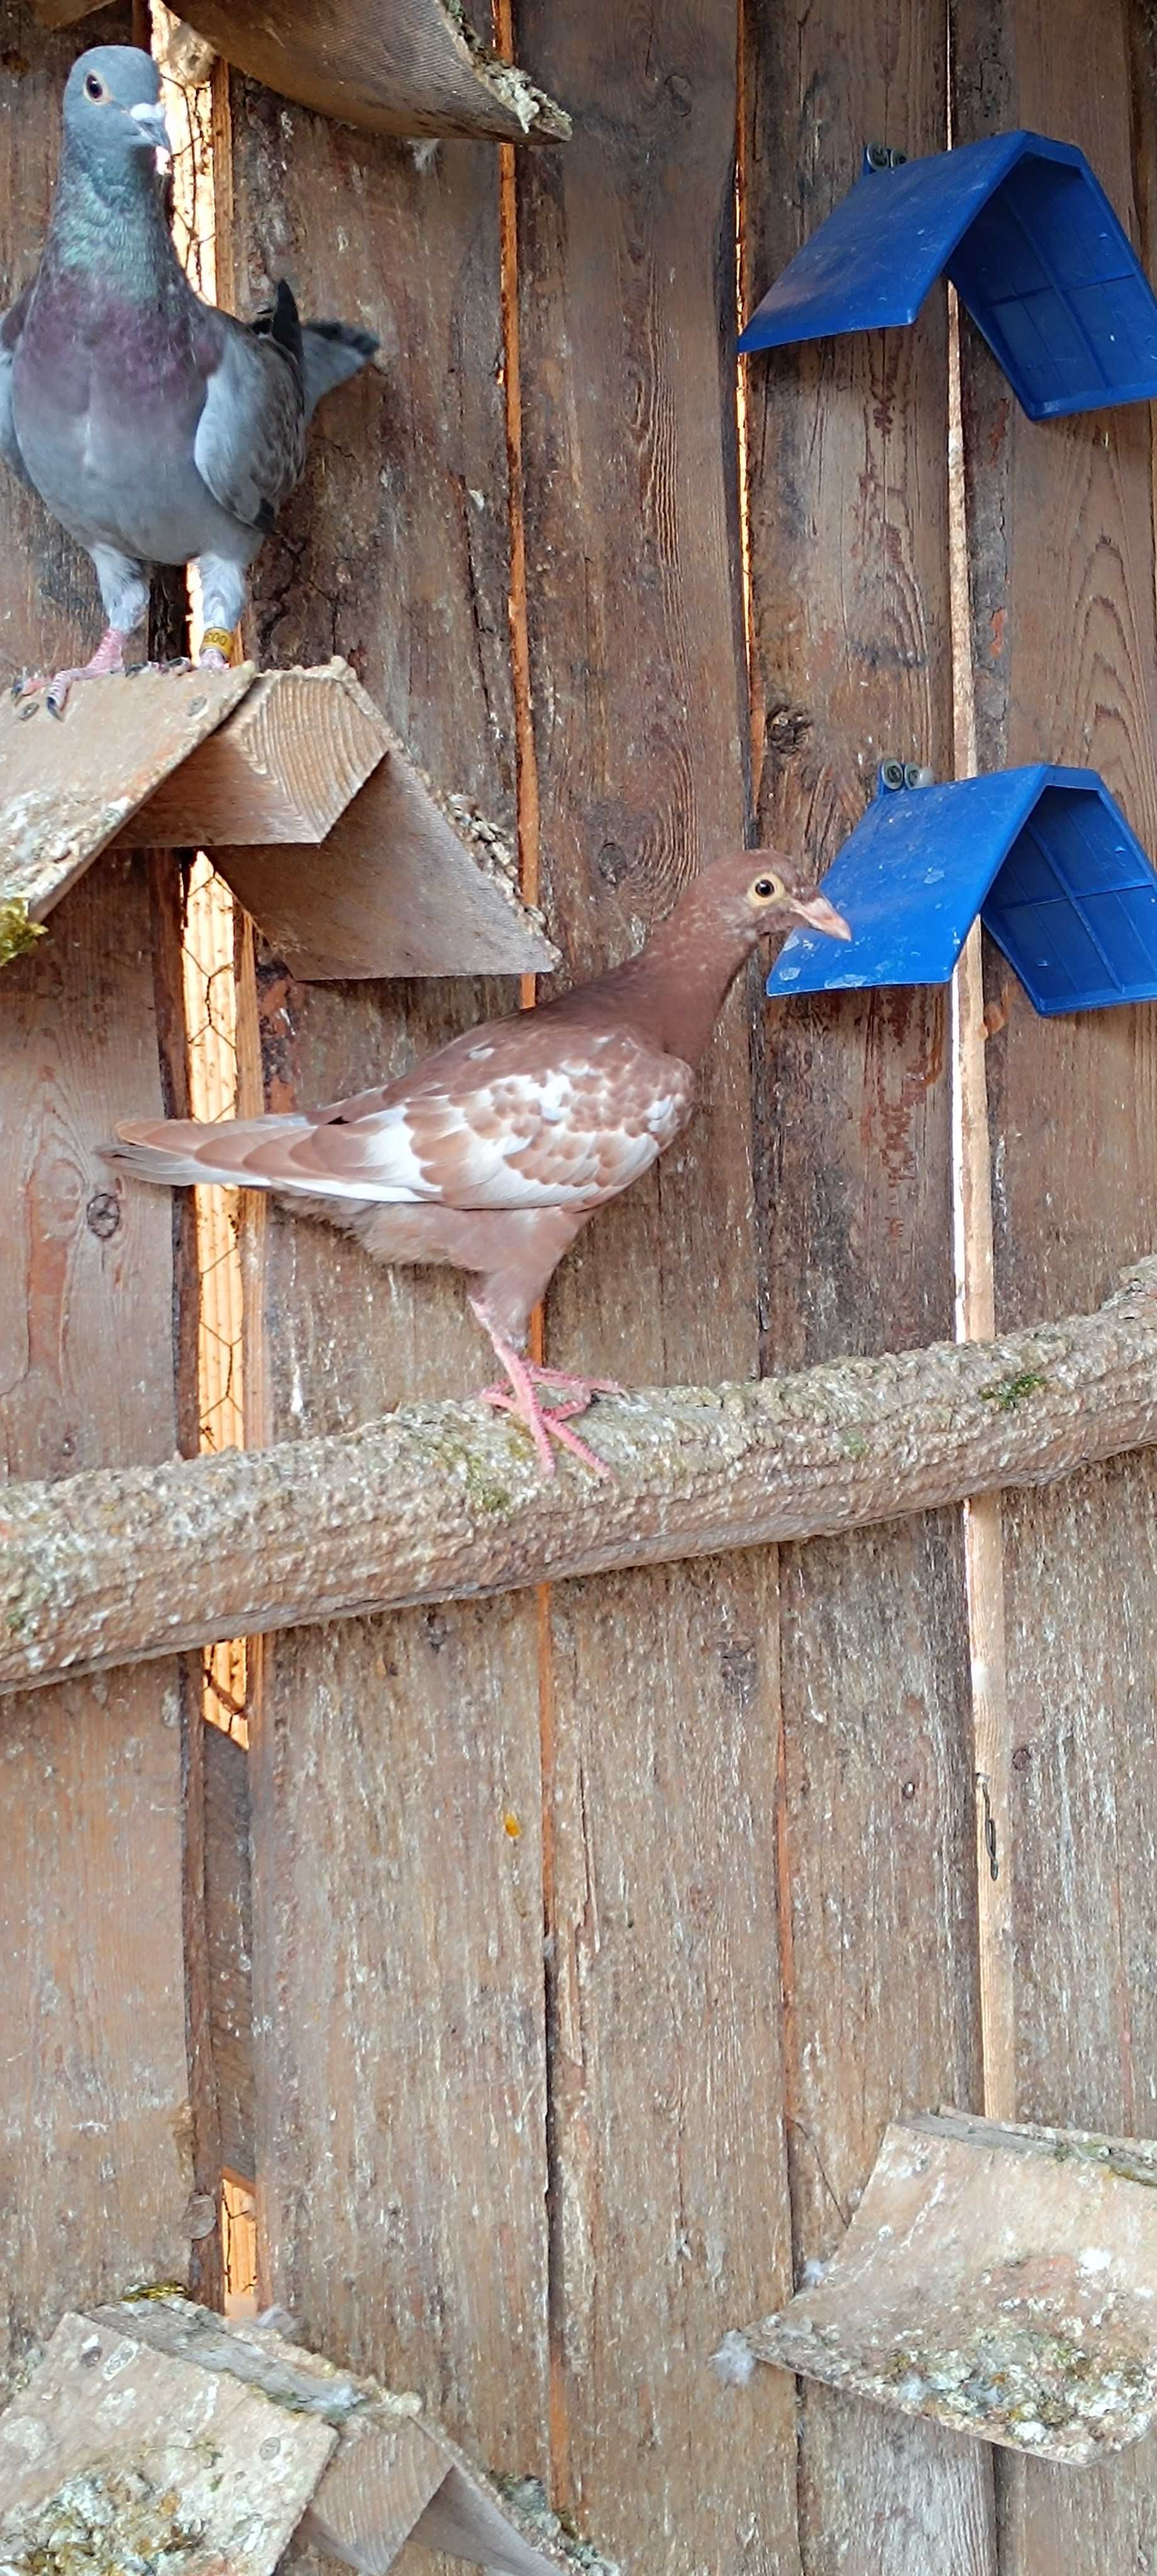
[[594, 899, 763, 1067], [46, 142, 182, 299]]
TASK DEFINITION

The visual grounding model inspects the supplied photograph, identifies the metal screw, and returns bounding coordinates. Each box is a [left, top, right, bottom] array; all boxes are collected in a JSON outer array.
[[880, 758, 906, 791], [904, 762, 934, 789], [865, 142, 892, 171]]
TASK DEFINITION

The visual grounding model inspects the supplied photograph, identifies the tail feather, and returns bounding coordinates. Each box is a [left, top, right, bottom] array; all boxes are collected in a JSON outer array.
[[107, 1115, 309, 1194], [301, 318, 379, 421]]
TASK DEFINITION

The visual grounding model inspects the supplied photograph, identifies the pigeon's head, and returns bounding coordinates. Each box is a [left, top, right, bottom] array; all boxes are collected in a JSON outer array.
[[699, 849, 852, 949], [63, 46, 172, 173]]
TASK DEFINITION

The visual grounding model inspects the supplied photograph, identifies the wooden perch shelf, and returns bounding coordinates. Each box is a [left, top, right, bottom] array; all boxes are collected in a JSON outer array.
[[0, 658, 554, 977], [31, 0, 572, 143], [4, 1255, 1157, 1700], [0, 2299, 614, 2575]]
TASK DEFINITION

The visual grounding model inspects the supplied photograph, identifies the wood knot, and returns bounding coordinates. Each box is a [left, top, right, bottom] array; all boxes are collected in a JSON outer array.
[[765, 703, 812, 758], [86, 1191, 121, 1241]]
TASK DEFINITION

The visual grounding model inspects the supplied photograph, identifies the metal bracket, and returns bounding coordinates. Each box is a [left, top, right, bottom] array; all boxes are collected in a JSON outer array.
[[863, 142, 908, 173], [878, 758, 934, 794]]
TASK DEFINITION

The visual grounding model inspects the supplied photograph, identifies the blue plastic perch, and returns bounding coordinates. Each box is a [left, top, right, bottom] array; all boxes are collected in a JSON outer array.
[[765, 766, 1157, 1017], [738, 131, 1157, 420]]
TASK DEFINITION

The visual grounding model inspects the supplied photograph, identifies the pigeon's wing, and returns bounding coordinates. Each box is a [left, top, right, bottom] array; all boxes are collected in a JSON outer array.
[[1, 283, 35, 489], [192, 306, 306, 536], [113, 1025, 699, 1214]]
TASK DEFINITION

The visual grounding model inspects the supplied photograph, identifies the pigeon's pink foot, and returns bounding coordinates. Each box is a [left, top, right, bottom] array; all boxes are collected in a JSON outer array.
[[198, 646, 230, 670], [14, 625, 130, 718], [479, 1338, 614, 1480]]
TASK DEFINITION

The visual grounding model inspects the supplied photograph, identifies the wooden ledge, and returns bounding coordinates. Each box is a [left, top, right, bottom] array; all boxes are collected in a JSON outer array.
[[3, 1255, 1157, 1699], [1, 658, 555, 978], [31, 0, 572, 143], [0, 2299, 617, 2575]]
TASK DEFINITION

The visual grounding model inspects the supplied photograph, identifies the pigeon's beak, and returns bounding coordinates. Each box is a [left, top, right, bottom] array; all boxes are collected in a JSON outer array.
[[129, 101, 173, 159], [789, 891, 853, 941]]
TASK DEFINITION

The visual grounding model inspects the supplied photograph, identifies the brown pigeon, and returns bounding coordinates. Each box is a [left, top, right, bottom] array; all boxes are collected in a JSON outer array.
[[108, 852, 850, 1475]]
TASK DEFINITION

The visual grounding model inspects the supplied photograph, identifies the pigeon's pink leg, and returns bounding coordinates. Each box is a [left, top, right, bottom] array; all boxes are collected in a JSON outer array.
[[15, 625, 130, 718], [477, 1334, 613, 1479]]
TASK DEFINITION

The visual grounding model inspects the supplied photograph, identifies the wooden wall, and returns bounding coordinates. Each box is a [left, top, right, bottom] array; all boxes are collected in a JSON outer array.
[[4, 0, 1157, 2568]]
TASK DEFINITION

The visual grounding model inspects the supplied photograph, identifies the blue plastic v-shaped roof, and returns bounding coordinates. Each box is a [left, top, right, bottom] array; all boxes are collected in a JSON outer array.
[[738, 132, 1157, 420], [766, 766, 1157, 1016]]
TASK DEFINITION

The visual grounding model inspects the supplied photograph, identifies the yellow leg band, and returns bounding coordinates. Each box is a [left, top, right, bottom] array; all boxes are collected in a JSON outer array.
[[199, 626, 237, 659]]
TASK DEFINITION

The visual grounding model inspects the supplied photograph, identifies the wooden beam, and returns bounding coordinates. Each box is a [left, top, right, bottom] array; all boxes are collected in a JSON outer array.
[[31, 0, 572, 140], [118, 659, 390, 847], [4, 1253, 1157, 1698]]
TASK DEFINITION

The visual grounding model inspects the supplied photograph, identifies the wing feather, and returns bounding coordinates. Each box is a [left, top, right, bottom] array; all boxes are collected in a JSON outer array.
[[113, 1026, 697, 1214], [193, 310, 306, 534]]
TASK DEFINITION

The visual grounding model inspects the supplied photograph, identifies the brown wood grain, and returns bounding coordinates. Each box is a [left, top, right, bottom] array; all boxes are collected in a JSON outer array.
[[0, 0, 195, 2388], [136, 0, 573, 143], [512, 5, 798, 2563], [743, 0, 994, 2563], [221, 82, 553, 2551], [952, 0, 1157, 2563]]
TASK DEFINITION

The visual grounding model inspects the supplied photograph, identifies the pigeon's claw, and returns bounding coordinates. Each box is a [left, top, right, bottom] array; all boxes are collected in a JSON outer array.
[[16, 626, 131, 718], [479, 1338, 614, 1480]]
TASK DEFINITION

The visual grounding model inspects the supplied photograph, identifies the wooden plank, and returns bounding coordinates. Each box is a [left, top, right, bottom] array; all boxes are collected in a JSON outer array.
[[0, 663, 250, 937], [742, 0, 994, 2565], [951, 0, 1157, 2565], [0, 0, 192, 2388], [0, 2310, 334, 2545], [211, 738, 558, 978], [511, 6, 797, 2563], [203, 1718, 254, 2181], [221, 74, 553, 2526]]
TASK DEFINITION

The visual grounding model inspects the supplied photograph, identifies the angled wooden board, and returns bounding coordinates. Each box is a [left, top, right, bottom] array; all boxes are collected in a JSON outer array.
[[953, 2, 1157, 2568], [743, 0, 995, 2565], [0, 2310, 334, 2544], [0, 664, 250, 932], [31, 0, 573, 142]]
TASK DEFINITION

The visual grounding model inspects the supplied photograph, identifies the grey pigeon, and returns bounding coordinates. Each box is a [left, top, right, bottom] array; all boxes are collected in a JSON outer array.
[[0, 44, 378, 713]]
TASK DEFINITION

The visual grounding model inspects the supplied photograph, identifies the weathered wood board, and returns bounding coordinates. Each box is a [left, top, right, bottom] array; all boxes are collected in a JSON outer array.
[[0, 2310, 335, 2548], [29, 0, 575, 143], [0, 1, 193, 2386], [221, 69, 554, 2555], [743, 0, 994, 2564], [0, 663, 248, 933], [511, 5, 799, 2565], [952, 0, 1157, 2563]]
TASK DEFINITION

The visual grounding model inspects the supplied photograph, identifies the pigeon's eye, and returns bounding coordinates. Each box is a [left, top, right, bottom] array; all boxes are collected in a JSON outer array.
[[750, 872, 784, 903], [84, 72, 108, 101]]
